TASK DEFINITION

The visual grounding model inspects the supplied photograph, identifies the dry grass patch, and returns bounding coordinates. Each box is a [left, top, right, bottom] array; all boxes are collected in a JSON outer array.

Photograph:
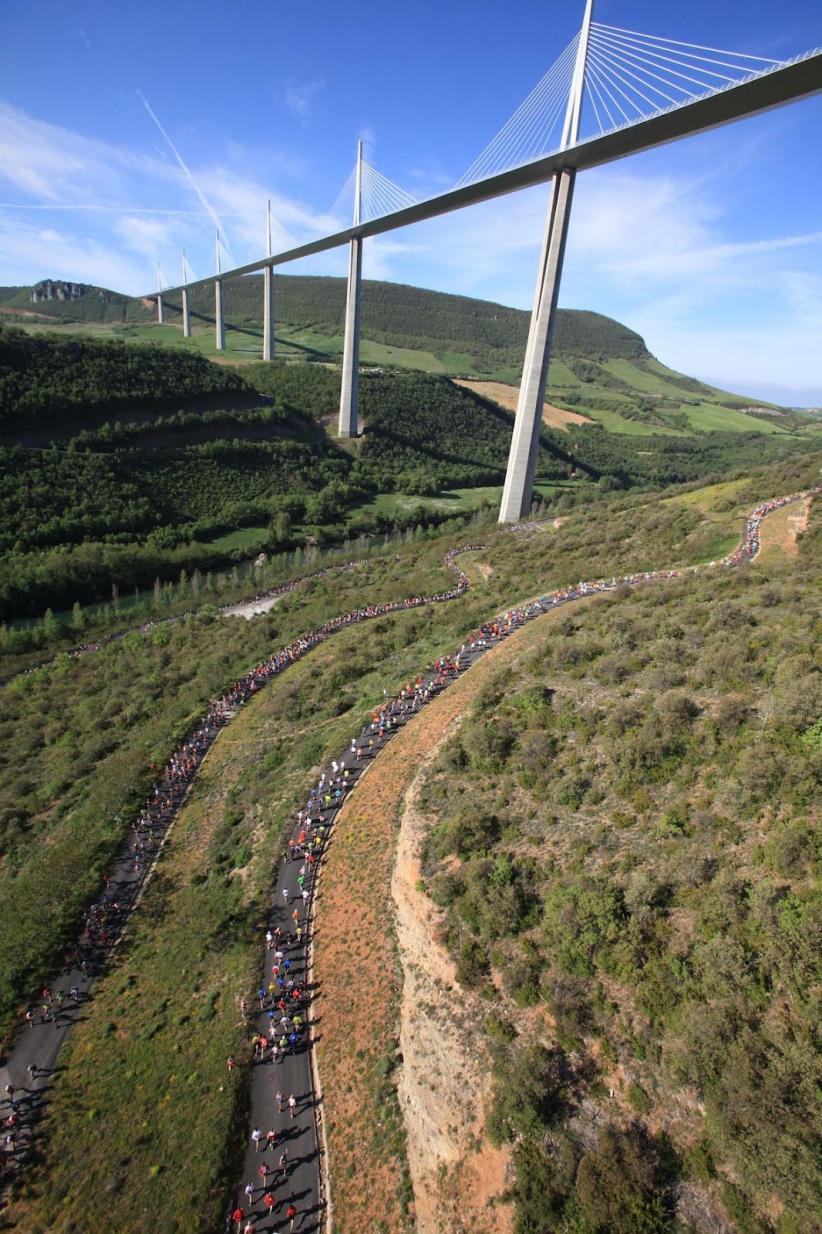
[[313, 601, 597, 1234], [454, 379, 593, 430]]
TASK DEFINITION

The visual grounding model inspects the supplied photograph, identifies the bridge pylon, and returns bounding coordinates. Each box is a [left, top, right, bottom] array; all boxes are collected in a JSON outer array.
[[156, 260, 164, 325], [499, 0, 594, 522], [214, 230, 225, 352], [263, 200, 275, 362], [338, 140, 363, 438], [181, 251, 191, 337]]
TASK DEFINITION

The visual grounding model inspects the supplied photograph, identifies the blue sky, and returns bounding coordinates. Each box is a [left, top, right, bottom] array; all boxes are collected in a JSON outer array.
[[1, 0, 821, 404]]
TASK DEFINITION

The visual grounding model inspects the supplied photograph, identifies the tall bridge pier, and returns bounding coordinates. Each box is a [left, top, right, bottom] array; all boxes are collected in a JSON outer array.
[[338, 141, 364, 438], [143, 3, 822, 502], [215, 279, 224, 350], [214, 231, 225, 351], [499, 0, 594, 522], [263, 200, 275, 362], [499, 168, 576, 522], [181, 252, 191, 337]]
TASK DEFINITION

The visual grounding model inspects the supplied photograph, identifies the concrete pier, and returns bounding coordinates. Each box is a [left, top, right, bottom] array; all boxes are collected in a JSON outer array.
[[262, 200, 275, 362], [263, 266, 274, 361], [498, 168, 575, 522], [156, 294, 164, 325], [181, 252, 191, 337], [338, 236, 362, 437], [498, 0, 594, 523], [338, 141, 363, 438], [214, 231, 225, 351], [215, 278, 225, 351]]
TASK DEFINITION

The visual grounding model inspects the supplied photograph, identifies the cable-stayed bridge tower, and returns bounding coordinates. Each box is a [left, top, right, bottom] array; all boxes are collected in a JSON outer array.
[[152, 3, 821, 512], [499, 0, 594, 522], [263, 199, 275, 363], [338, 140, 364, 438], [214, 230, 225, 351]]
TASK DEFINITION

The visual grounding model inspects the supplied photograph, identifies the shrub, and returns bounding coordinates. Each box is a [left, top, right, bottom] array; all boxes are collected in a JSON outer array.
[[574, 1123, 676, 1234], [487, 1043, 569, 1145]]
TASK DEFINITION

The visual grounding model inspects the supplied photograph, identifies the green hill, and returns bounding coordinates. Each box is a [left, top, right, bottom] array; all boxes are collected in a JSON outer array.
[[1, 274, 796, 435], [0, 322, 816, 625], [1, 275, 645, 367]]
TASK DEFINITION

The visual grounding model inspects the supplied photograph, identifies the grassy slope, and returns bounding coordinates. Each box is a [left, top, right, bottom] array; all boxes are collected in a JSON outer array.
[[1, 457, 819, 1233], [1, 274, 789, 436], [412, 511, 820, 1234], [13, 314, 781, 436]]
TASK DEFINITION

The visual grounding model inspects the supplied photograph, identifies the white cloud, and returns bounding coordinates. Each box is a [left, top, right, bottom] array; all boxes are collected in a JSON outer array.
[[0, 215, 153, 292], [0, 101, 348, 290], [283, 78, 324, 121], [115, 214, 176, 259], [558, 167, 822, 398], [0, 98, 819, 401]]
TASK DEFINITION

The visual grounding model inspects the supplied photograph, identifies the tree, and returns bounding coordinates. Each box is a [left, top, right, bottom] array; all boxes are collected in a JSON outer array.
[[487, 1044, 568, 1144], [574, 1123, 675, 1234]]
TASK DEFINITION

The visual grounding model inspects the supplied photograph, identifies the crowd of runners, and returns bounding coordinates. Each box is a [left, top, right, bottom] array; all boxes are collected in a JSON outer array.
[[722, 485, 820, 567], [1, 487, 817, 1203], [0, 557, 373, 686], [227, 618, 499, 1232]]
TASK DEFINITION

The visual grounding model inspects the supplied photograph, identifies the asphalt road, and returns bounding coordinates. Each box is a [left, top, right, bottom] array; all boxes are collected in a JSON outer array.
[[231, 634, 500, 1234]]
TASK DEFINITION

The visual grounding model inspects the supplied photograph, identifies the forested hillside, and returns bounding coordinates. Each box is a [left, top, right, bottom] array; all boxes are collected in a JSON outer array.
[[0, 280, 149, 323], [0, 324, 248, 427], [0, 325, 816, 623], [3, 274, 795, 436], [417, 493, 821, 1234], [1, 275, 648, 372]]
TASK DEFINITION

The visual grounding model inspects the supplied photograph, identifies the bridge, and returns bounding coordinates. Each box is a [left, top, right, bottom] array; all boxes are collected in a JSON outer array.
[[147, 0, 822, 523]]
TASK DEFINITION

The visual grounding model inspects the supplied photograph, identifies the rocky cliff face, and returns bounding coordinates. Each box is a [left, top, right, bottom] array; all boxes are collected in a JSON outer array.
[[30, 280, 89, 304]]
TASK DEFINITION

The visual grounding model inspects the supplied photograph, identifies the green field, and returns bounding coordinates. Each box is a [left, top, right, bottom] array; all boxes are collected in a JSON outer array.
[[12, 318, 455, 374], [578, 406, 687, 436], [351, 480, 574, 522]]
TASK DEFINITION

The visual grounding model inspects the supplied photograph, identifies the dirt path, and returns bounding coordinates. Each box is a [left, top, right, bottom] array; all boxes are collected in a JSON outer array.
[[221, 593, 284, 619], [313, 600, 597, 1234]]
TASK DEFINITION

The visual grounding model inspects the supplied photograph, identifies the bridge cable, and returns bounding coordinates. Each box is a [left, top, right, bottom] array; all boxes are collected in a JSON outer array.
[[583, 22, 785, 133], [456, 33, 579, 187], [359, 159, 418, 222]]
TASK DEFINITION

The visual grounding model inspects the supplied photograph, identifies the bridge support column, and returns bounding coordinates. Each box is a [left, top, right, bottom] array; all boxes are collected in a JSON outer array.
[[215, 278, 225, 351], [338, 235, 362, 437], [156, 294, 164, 325], [499, 168, 575, 523], [263, 265, 274, 361], [181, 287, 190, 337]]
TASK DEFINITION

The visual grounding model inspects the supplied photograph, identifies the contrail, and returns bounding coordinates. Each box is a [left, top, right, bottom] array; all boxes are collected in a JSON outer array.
[[137, 89, 235, 265], [0, 203, 223, 216]]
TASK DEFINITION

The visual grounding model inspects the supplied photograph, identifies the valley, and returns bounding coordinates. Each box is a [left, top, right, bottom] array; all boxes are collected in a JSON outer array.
[[0, 273, 819, 1234]]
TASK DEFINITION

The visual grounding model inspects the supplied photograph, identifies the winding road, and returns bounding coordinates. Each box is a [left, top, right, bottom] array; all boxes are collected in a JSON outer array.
[[1, 485, 817, 1229]]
